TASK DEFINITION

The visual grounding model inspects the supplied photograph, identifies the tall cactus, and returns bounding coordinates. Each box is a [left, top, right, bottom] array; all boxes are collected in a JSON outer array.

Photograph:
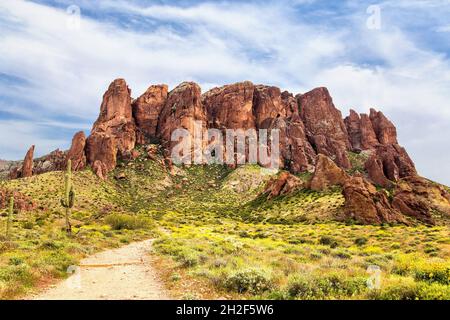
[[61, 159, 75, 235], [6, 196, 14, 239]]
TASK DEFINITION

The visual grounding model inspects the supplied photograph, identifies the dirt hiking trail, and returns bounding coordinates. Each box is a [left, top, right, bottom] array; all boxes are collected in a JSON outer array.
[[30, 239, 170, 300]]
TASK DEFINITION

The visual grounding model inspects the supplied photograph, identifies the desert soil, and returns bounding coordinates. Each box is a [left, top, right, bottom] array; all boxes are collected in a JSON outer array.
[[29, 239, 170, 300]]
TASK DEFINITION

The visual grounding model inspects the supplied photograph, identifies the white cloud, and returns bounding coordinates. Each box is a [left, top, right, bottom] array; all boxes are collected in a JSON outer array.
[[0, 0, 449, 185]]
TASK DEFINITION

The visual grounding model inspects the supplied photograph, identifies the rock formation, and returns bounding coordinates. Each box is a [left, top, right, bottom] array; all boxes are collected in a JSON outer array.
[[309, 154, 349, 191], [33, 149, 66, 175], [299, 87, 351, 169], [392, 176, 450, 225], [157, 82, 206, 162], [344, 108, 416, 186], [21, 145, 35, 178], [343, 175, 407, 225], [263, 171, 303, 199], [6, 78, 448, 226], [133, 84, 168, 143], [203, 81, 255, 131], [369, 108, 398, 145], [85, 79, 136, 179], [344, 110, 378, 151], [65, 131, 87, 171], [86, 132, 116, 180]]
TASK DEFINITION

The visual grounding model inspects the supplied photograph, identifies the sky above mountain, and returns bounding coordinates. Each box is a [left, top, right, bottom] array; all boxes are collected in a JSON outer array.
[[0, 0, 449, 185]]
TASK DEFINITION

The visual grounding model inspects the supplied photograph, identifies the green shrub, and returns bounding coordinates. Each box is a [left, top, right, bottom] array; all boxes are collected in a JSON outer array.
[[417, 282, 450, 300], [22, 221, 34, 230], [365, 277, 450, 300], [105, 214, 153, 230], [367, 278, 420, 300], [287, 273, 366, 299], [319, 236, 338, 248], [413, 262, 450, 285], [393, 255, 450, 285], [354, 237, 368, 246], [176, 251, 199, 268], [333, 250, 352, 259], [224, 268, 273, 294]]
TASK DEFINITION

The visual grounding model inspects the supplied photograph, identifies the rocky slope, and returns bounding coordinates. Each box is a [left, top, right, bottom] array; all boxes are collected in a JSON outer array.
[[4, 79, 450, 225]]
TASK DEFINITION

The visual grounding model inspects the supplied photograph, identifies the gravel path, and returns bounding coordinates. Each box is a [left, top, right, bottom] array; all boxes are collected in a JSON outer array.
[[30, 239, 169, 300]]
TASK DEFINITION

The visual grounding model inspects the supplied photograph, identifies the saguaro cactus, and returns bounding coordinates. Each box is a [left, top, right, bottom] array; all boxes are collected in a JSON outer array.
[[60, 159, 75, 235], [6, 196, 14, 239]]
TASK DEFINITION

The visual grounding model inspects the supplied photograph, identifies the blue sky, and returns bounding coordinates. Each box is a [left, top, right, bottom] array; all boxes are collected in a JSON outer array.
[[0, 0, 450, 185]]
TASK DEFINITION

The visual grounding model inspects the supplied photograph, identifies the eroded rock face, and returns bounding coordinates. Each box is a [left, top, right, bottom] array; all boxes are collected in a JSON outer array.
[[157, 82, 206, 159], [281, 91, 299, 117], [86, 79, 136, 178], [364, 153, 393, 188], [391, 176, 450, 225], [282, 114, 316, 173], [65, 131, 87, 171], [344, 110, 378, 151], [309, 154, 349, 191], [299, 87, 351, 168], [91, 79, 136, 156], [85, 132, 117, 180], [21, 145, 35, 178], [5, 78, 440, 227], [253, 85, 286, 129], [369, 144, 416, 182], [133, 84, 168, 143], [343, 175, 407, 225], [33, 149, 66, 175], [263, 171, 303, 199], [203, 81, 255, 130], [369, 108, 398, 145]]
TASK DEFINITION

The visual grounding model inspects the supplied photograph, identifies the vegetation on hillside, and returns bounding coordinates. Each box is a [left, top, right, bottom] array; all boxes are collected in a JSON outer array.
[[0, 146, 448, 300]]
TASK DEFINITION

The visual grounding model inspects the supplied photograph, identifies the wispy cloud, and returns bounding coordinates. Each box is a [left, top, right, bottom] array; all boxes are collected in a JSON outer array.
[[0, 0, 449, 185]]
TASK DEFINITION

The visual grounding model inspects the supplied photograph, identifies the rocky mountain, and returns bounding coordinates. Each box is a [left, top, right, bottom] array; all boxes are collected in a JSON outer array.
[[5, 79, 450, 225]]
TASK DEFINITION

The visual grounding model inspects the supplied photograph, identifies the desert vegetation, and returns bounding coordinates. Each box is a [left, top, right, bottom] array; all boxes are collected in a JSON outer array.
[[0, 148, 448, 300]]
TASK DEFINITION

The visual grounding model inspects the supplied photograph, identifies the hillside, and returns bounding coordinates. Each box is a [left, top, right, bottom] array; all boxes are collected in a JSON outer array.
[[0, 79, 449, 300], [0, 147, 449, 299]]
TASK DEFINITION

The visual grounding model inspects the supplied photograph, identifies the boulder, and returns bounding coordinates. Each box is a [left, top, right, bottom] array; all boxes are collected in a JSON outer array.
[[391, 176, 450, 225], [309, 154, 349, 191], [263, 171, 303, 199], [92, 160, 109, 181]]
